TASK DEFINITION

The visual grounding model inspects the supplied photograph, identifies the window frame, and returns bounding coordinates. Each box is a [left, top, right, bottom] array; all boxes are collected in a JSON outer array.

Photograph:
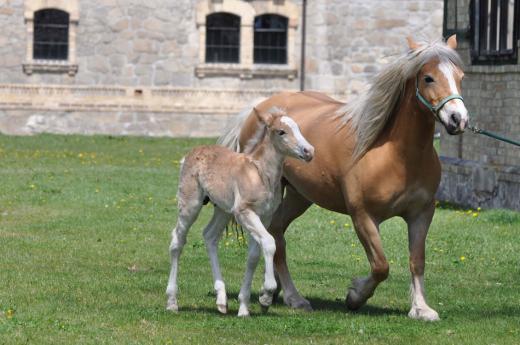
[[33, 9, 70, 61], [470, 0, 520, 65], [253, 14, 288, 65], [23, 0, 79, 76], [205, 12, 241, 64], [195, 0, 298, 80]]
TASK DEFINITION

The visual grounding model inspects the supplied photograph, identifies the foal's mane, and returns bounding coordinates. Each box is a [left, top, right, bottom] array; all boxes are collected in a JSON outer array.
[[339, 39, 463, 159]]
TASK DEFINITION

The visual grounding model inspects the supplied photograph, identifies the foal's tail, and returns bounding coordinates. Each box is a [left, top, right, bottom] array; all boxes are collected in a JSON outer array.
[[217, 98, 265, 152]]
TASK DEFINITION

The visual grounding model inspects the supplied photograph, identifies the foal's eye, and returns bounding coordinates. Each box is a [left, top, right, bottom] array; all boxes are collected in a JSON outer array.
[[424, 75, 435, 84], [277, 130, 286, 136]]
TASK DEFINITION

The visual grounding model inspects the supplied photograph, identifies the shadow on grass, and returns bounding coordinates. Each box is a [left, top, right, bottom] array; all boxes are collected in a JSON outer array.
[[304, 296, 404, 316]]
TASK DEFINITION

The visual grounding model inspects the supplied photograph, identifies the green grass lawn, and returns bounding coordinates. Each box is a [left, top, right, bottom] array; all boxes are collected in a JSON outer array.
[[1, 134, 519, 345]]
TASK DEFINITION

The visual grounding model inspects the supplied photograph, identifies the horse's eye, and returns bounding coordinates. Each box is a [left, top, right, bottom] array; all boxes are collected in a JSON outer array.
[[424, 75, 435, 84], [277, 130, 286, 136]]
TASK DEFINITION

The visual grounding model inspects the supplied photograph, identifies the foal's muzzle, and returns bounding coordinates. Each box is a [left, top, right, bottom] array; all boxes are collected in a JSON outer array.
[[298, 145, 314, 162]]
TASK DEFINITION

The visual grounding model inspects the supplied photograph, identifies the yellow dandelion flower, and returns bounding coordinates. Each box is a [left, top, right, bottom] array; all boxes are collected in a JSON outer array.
[[460, 256, 466, 261], [78, 153, 84, 158], [6, 309, 14, 319], [344, 223, 350, 228], [472, 213, 478, 217], [330, 220, 336, 225]]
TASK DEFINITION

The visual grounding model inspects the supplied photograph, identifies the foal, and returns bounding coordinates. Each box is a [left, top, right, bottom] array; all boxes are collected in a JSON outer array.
[[166, 107, 314, 316]]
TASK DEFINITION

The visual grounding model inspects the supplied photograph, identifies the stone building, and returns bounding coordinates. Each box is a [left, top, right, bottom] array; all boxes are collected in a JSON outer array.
[[0, 0, 444, 136], [437, 0, 520, 210]]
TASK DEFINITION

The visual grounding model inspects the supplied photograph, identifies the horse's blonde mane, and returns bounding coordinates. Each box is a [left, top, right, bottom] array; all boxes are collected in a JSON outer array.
[[339, 39, 463, 159]]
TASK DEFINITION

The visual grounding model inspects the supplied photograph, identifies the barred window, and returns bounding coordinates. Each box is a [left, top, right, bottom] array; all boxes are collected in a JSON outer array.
[[254, 14, 288, 64], [33, 9, 69, 60], [471, 0, 519, 64], [206, 13, 240, 63]]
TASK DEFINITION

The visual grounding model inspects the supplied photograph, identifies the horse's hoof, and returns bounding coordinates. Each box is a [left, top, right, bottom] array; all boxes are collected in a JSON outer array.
[[166, 303, 179, 313], [284, 295, 313, 311], [261, 305, 269, 314], [345, 289, 366, 311], [217, 303, 228, 314], [238, 307, 250, 317], [408, 307, 440, 321], [259, 294, 273, 308]]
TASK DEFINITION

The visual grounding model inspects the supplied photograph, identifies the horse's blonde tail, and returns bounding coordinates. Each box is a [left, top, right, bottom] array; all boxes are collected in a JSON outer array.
[[217, 98, 265, 152]]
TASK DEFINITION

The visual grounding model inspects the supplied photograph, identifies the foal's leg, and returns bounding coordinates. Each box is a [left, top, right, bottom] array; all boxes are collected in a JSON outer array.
[[202, 207, 232, 314], [406, 204, 439, 321], [346, 212, 389, 310], [235, 209, 277, 310], [268, 185, 313, 310], [165, 182, 204, 312], [237, 235, 261, 317]]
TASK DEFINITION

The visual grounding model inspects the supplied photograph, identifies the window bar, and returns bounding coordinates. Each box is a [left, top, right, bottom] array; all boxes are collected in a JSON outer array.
[[479, 0, 489, 55], [499, 0, 509, 52], [489, 0, 498, 52]]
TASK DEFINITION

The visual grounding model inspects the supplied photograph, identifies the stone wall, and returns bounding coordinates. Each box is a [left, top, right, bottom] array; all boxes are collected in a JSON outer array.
[[0, 0, 444, 137], [304, 0, 443, 95]]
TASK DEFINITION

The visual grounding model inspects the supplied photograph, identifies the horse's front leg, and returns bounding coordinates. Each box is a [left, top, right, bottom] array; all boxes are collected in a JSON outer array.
[[406, 203, 439, 321], [235, 209, 277, 313], [269, 185, 313, 310], [347, 212, 389, 310], [237, 236, 261, 317]]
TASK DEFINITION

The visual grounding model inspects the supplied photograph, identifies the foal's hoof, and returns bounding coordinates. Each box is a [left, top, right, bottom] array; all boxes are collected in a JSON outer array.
[[408, 307, 440, 321], [217, 303, 228, 314], [166, 303, 179, 313], [238, 306, 250, 317], [345, 289, 366, 311]]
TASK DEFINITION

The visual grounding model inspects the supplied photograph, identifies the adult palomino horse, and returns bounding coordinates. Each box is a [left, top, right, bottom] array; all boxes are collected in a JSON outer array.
[[166, 108, 314, 316], [218, 35, 468, 321]]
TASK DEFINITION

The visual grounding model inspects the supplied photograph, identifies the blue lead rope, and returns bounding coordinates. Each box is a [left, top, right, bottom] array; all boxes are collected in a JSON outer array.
[[468, 125, 520, 148]]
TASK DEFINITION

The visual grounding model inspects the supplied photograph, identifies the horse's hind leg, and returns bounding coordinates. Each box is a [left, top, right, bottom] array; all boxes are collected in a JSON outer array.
[[268, 185, 312, 310], [346, 212, 389, 310], [202, 207, 232, 314], [406, 204, 439, 321], [165, 177, 204, 312]]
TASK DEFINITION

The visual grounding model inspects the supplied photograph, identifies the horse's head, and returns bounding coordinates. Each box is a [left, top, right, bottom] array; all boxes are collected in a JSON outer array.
[[409, 35, 468, 135], [254, 107, 314, 162]]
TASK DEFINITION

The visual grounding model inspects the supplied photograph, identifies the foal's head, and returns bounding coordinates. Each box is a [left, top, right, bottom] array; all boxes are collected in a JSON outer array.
[[254, 107, 314, 162], [410, 35, 468, 135]]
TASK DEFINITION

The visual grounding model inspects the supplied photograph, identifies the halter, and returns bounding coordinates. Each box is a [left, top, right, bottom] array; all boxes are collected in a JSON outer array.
[[415, 75, 464, 119]]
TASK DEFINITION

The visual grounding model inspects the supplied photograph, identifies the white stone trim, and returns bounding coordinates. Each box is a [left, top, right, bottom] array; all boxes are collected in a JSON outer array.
[[195, 0, 299, 79], [23, 0, 79, 76]]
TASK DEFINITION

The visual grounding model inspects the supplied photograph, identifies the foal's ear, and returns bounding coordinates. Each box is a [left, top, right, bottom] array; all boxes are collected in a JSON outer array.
[[446, 34, 457, 49], [406, 36, 421, 51], [253, 107, 274, 127]]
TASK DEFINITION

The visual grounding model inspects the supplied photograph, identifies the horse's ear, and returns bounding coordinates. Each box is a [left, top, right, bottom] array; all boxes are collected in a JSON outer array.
[[406, 36, 421, 51], [446, 34, 457, 49], [253, 108, 274, 127]]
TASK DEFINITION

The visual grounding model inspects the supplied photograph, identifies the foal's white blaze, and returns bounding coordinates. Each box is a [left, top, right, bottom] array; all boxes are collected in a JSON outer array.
[[280, 116, 313, 152], [438, 61, 469, 130]]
